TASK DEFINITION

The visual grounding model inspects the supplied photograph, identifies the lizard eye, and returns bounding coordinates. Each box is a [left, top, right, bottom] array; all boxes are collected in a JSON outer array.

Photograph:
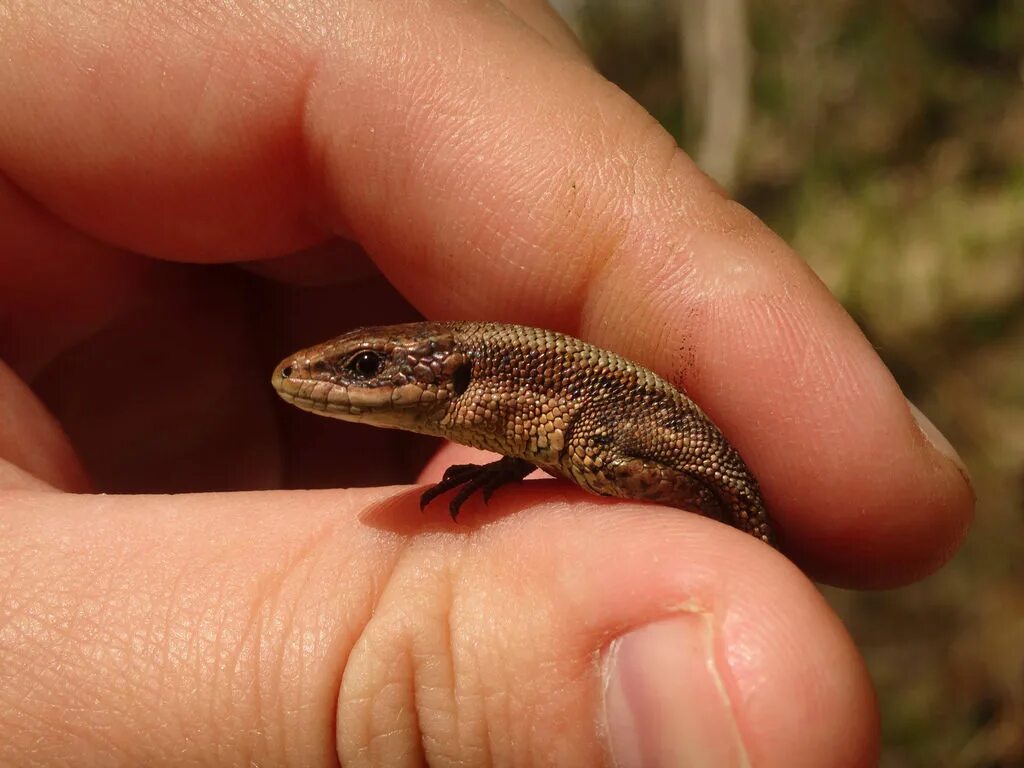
[[349, 351, 382, 378]]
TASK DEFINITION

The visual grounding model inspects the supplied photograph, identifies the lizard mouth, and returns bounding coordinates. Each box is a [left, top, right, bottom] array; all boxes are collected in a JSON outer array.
[[271, 360, 444, 419], [271, 362, 393, 416]]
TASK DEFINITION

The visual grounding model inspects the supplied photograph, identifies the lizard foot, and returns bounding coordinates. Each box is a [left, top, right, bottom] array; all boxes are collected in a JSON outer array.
[[419, 456, 535, 520]]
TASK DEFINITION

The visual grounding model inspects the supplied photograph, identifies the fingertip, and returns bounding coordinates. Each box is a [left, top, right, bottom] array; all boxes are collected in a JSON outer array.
[[593, 520, 877, 767], [908, 400, 973, 489], [775, 397, 975, 588], [0, 361, 91, 492], [484, 501, 880, 767], [715, 553, 881, 767], [601, 607, 879, 768], [602, 614, 749, 767], [634, 262, 975, 587]]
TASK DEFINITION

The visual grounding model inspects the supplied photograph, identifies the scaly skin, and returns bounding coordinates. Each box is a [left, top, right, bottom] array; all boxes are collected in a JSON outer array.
[[272, 322, 775, 545]]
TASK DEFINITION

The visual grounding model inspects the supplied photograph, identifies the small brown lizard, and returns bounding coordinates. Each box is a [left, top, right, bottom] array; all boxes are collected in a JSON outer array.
[[272, 322, 774, 545]]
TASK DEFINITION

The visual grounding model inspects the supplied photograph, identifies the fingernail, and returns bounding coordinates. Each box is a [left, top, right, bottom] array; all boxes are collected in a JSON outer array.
[[907, 400, 971, 481], [602, 615, 749, 768]]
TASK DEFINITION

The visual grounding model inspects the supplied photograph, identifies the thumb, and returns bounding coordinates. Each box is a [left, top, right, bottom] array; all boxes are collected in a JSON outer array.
[[1, 487, 877, 766], [343, 485, 878, 766]]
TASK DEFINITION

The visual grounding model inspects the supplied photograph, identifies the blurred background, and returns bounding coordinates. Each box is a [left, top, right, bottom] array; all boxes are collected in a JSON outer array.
[[550, 1, 1023, 766]]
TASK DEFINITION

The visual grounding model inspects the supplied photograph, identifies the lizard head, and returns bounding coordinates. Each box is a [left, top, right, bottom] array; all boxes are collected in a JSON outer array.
[[271, 322, 470, 430]]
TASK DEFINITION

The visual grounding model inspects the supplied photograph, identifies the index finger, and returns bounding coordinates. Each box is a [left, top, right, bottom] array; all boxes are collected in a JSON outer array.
[[301, 5, 972, 585], [0, 0, 971, 586]]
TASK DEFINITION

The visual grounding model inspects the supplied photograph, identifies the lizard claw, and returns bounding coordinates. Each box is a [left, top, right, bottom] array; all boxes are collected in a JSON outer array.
[[419, 456, 535, 520]]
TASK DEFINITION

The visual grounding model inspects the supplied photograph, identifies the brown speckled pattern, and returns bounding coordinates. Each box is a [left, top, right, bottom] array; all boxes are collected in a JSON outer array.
[[272, 321, 774, 545]]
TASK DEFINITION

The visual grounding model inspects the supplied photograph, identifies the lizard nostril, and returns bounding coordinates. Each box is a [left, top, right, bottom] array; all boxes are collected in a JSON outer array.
[[281, 366, 293, 378]]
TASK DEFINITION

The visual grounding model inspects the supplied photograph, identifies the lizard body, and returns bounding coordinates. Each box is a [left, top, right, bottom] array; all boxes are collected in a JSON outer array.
[[272, 321, 774, 545]]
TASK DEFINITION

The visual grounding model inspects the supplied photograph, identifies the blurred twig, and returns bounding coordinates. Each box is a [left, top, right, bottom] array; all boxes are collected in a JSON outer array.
[[679, 0, 751, 190]]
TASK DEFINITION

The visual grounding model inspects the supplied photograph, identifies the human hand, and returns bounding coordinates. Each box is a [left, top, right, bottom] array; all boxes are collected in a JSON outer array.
[[1, 1, 972, 765]]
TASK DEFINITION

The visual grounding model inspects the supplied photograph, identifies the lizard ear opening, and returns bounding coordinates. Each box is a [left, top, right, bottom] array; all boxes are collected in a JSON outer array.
[[452, 363, 472, 395]]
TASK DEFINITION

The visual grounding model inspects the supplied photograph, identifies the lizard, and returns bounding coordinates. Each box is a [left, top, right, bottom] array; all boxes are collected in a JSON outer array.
[[271, 321, 775, 545]]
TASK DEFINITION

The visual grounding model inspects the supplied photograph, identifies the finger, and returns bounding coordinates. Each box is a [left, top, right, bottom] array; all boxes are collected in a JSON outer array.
[[0, 174, 148, 377], [0, 488, 878, 766], [0, 0, 587, 261], [0, 0, 324, 260], [0, 361, 89, 492], [298, 6, 973, 585], [0, 1, 971, 583]]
